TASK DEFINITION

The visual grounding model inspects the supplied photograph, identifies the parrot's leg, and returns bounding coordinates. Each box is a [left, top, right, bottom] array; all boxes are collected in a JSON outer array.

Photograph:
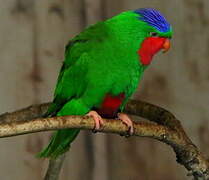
[[86, 111, 104, 131], [117, 113, 134, 136]]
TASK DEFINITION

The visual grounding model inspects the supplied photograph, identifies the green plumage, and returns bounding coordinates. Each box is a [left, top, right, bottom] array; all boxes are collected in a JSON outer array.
[[38, 10, 172, 158]]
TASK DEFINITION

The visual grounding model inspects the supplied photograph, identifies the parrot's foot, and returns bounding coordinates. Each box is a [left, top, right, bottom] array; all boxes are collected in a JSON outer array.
[[117, 113, 134, 137], [86, 111, 104, 133]]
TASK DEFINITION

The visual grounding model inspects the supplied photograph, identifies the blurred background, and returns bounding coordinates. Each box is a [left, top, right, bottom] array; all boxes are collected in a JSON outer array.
[[0, 0, 209, 179]]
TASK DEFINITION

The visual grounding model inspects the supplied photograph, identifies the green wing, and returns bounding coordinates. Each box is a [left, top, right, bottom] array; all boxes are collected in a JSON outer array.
[[46, 22, 108, 116]]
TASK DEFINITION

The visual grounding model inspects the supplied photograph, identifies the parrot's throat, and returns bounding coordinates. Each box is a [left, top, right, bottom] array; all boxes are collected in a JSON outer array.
[[138, 37, 167, 65]]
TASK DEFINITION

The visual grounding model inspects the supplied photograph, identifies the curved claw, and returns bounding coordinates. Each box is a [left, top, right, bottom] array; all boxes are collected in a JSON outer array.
[[117, 113, 134, 136], [86, 111, 104, 133]]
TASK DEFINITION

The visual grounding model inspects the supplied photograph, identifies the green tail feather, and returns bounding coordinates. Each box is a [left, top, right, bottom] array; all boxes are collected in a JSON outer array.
[[38, 96, 89, 158], [37, 129, 80, 159]]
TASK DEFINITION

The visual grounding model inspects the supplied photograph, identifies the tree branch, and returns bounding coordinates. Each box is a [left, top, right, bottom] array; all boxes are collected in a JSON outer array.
[[0, 100, 208, 179], [44, 154, 66, 180]]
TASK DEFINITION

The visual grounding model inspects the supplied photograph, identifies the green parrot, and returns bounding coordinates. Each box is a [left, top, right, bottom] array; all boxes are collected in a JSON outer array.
[[38, 8, 173, 158]]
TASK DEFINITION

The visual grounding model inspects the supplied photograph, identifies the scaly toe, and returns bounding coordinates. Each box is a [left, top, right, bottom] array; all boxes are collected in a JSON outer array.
[[86, 111, 103, 132], [117, 113, 134, 136]]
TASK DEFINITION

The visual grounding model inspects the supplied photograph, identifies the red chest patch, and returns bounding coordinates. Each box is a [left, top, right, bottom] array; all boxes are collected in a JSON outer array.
[[96, 93, 125, 118], [138, 37, 166, 65]]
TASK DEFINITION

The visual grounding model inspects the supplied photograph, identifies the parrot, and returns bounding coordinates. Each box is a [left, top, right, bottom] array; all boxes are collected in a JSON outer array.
[[38, 8, 173, 158]]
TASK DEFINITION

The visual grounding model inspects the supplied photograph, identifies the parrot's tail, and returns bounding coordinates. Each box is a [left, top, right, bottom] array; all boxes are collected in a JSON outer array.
[[37, 129, 80, 159]]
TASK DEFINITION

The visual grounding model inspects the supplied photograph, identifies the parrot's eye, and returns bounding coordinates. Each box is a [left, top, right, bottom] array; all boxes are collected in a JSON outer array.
[[150, 32, 158, 37]]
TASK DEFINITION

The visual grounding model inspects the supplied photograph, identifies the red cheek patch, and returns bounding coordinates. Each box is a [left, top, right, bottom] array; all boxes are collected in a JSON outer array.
[[138, 37, 166, 65]]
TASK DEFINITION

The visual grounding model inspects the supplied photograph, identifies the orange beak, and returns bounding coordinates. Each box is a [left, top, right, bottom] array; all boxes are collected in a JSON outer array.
[[162, 38, 171, 53]]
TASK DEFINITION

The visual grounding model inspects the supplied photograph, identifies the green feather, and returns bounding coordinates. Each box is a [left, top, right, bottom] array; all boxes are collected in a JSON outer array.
[[37, 129, 79, 159], [38, 10, 173, 158]]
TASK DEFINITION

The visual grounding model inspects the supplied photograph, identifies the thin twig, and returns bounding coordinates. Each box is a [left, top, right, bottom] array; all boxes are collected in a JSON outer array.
[[0, 100, 208, 179]]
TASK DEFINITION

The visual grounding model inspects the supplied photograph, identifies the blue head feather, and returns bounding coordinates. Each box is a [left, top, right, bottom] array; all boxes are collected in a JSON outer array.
[[134, 8, 171, 33]]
